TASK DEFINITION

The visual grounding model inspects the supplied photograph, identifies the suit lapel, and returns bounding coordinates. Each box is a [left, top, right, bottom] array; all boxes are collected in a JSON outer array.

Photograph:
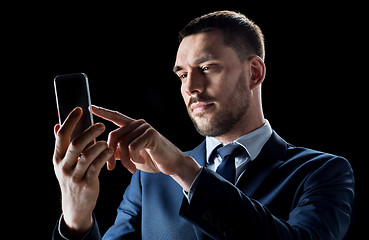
[[185, 133, 287, 240], [236, 131, 287, 197], [187, 133, 288, 198], [185, 141, 214, 240], [187, 140, 207, 167]]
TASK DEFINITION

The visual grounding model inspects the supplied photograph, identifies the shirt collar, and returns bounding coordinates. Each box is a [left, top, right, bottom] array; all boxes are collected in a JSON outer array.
[[205, 119, 273, 163]]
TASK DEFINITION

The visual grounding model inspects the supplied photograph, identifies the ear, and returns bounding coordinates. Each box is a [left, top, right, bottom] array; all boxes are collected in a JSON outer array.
[[247, 56, 266, 91]]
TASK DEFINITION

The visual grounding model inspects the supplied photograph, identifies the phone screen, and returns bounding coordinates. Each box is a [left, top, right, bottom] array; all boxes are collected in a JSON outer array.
[[54, 73, 94, 141]]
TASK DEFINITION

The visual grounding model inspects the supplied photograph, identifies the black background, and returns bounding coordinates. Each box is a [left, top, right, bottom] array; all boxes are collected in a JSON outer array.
[[3, 2, 366, 239]]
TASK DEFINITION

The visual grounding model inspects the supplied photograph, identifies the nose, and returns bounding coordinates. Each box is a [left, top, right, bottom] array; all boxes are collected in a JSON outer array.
[[183, 69, 205, 96]]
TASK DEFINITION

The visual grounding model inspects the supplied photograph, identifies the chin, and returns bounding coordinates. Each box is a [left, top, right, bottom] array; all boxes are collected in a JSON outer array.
[[191, 115, 227, 137]]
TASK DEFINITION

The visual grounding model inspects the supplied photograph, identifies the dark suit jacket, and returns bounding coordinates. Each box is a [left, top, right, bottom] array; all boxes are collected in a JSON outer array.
[[53, 131, 355, 239]]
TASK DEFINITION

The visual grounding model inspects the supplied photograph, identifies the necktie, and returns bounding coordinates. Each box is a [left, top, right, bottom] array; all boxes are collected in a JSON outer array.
[[216, 144, 244, 184]]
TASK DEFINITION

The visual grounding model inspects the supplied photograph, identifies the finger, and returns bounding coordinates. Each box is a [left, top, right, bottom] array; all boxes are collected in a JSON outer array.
[[63, 123, 106, 171], [129, 126, 157, 163], [106, 146, 119, 170], [58, 107, 83, 137], [125, 123, 152, 164], [109, 120, 148, 158], [106, 120, 147, 170], [91, 105, 134, 127], [73, 141, 110, 181], [114, 122, 152, 173], [118, 143, 137, 174], [86, 147, 115, 180], [54, 107, 83, 161], [54, 124, 61, 138]]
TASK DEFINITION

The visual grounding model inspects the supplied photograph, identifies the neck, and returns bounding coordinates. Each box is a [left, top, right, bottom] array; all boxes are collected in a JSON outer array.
[[216, 115, 265, 144]]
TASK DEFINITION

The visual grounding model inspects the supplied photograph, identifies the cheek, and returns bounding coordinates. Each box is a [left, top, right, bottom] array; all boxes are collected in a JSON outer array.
[[180, 85, 189, 105], [217, 72, 245, 103], [212, 76, 235, 99]]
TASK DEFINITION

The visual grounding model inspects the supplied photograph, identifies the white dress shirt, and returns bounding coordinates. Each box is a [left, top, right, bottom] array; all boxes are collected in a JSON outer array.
[[185, 120, 272, 201]]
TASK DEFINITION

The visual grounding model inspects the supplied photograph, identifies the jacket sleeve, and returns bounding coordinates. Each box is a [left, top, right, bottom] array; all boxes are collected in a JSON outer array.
[[179, 157, 355, 240], [102, 170, 142, 239], [52, 213, 101, 240]]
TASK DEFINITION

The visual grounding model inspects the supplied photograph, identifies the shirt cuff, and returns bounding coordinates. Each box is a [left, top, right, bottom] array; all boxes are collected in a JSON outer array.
[[183, 167, 203, 202], [57, 213, 98, 240]]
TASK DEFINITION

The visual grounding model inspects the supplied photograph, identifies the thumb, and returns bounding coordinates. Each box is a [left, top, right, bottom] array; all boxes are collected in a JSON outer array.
[[54, 124, 61, 138]]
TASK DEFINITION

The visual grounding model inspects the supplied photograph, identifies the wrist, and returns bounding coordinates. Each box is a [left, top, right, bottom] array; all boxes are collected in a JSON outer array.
[[170, 155, 201, 192], [62, 212, 93, 238]]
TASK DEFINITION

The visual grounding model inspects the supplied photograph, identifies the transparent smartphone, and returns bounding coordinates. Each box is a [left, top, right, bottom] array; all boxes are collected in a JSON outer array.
[[54, 73, 94, 143]]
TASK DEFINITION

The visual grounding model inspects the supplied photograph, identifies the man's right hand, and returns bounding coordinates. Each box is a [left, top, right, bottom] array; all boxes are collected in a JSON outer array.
[[53, 107, 114, 238]]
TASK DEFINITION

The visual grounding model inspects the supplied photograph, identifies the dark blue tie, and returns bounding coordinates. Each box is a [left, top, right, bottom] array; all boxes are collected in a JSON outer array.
[[216, 144, 244, 184]]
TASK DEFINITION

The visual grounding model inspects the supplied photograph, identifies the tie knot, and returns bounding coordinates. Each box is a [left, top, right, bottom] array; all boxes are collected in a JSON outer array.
[[217, 144, 244, 160]]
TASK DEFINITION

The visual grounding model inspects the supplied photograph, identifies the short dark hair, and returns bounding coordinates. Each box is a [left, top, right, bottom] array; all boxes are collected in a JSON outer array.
[[178, 10, 265, 61]]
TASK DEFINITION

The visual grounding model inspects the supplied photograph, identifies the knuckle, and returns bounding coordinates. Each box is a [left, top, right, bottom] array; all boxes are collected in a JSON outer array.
[[88, 163, 98, 174], [70, 138, 81, 150], [56, 127, 66, 140], [108, 131, 113, 140], [105, 147, 115, 156], [128, 142, 135, 152], [141, 122, 151, 129], [68, 147, 81, 159], [53, 148, 64, 164], [145, 127, 157, 137], [71, 174, 81, 183], [78, 154, 88, 165], [96, 141, 108, 149], [108, 129, 119, 141], [136, 120, 152, 132], [136, 119, 147, 124], [60, 163, 71, 176]]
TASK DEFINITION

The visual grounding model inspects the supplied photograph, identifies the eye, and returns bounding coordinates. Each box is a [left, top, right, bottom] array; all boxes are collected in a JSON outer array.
[[201, 64, 220, 72], [178, 73, 187, 80]]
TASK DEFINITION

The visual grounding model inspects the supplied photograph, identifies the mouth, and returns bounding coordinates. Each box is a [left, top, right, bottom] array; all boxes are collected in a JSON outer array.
[[191, 102, 215, 114]]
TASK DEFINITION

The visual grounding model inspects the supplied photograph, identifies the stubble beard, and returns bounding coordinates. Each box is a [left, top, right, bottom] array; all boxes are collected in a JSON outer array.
[[188, 72, 250, 137]]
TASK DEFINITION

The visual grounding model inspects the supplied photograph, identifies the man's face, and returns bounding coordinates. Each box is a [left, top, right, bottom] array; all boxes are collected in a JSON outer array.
[[174, 30, 251, 137]]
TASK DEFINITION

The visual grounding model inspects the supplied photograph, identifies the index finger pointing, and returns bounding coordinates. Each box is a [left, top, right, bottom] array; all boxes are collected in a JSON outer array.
[[91, 105, 135, 127]]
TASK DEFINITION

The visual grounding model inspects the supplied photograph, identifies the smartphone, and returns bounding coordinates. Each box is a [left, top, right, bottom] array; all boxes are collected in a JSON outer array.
[[54, 73, 94, 142]]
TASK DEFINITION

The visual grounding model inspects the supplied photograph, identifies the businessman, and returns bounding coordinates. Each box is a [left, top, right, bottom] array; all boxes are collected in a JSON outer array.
[[53, 11, 355, 239]]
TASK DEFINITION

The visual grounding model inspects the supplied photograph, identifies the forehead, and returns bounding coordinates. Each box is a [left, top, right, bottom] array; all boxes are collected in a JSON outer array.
[[174, 30, 235, 68]]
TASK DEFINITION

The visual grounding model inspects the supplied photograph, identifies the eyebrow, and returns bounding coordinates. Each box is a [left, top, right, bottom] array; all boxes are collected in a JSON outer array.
[[172, 65, 182, 73], [173, 54, 216, 73]]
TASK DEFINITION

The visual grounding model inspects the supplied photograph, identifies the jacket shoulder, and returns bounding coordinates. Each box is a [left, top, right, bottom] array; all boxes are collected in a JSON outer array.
[[285, 144, 353, 171], [184, 140, 206, 156]]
